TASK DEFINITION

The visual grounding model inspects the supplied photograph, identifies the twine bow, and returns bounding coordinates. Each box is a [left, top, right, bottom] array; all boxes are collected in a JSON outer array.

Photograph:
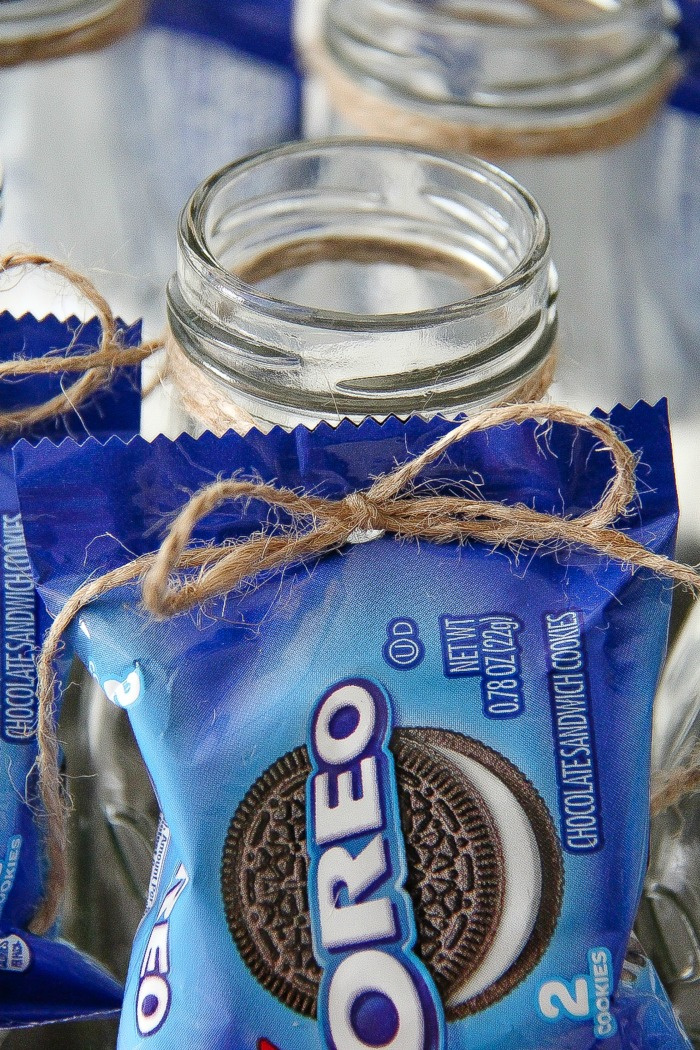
[[0, 253, 161, 430], [31, 401, 700, 935], [140, 403, 674, 615]]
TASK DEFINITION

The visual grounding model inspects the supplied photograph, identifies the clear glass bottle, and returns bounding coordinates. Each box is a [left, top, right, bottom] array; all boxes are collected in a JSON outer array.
[[616, 9, 700, 1043], [0, 7, 299, 1048], [636, 600, 700, 1047], [615, 4, 700, 562], [298, 0, 677, 418], [161, 138, 558, 436], [0, 0, 300, 333], [6, 138, 557, 1050], [120, 138, 550, 1050]]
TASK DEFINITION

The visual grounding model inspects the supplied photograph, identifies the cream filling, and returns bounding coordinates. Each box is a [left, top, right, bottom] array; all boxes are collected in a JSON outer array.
[[430, 744, 542, 1006]]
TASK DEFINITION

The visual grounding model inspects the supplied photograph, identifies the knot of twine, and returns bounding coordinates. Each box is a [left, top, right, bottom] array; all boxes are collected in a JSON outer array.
[[345, 490, 385, 533], [0, 253, 161, 430], [32, 401, 700, 935]]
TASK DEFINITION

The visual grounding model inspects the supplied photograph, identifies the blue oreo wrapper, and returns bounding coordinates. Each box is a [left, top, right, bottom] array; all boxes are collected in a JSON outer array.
[[0, 311, 141, 1027], [146, 0, 301, 138], [148, 0, 298, 71], [14, 403, 691, 1048]]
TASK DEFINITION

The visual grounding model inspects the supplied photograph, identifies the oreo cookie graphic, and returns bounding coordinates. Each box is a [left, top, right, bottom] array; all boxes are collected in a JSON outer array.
[[221, 726, 563, 1023]]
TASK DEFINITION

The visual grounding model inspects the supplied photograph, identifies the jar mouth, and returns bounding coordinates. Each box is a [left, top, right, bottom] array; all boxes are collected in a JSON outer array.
[[176, 138, 552, 332], [169, 138, 558, 426], [328, 0, 666, 37], [321, 0, 676, 122]]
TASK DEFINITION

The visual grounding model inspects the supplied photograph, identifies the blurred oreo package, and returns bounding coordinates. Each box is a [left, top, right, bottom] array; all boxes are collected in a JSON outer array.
[[15, 402, 691, 1048], [0, 311, 141, 1026]]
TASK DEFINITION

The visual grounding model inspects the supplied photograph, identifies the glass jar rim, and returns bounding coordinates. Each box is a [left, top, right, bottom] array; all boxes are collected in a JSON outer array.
[[178, 138, 552, 334], [334, 0, 668, 38], [318, 0, 676, 134]]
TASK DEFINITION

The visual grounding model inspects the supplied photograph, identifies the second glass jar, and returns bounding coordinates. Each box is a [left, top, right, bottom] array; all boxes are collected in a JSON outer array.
[[298, 0, 676, 416]]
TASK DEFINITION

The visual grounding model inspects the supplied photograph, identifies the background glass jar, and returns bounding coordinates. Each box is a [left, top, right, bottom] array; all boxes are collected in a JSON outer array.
[[1, 6, 299, 1045], [637, 602, 700, 1047], [614, 3, 700, 561], [297, 0, 676, 418], [160, 138, 558, 436], [614, 6, 700, 1042], [0, 0, 300, 332]]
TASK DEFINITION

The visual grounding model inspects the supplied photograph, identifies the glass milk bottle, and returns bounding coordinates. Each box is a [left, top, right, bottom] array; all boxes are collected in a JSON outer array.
[[0, 0, 300, 332], [0, 7, 299, 1046], [636, 603, 700, 1046], [615, 2, 700, 559], [620, 9, 700, 1041], [160, 138, 558, 436], [133, 140, 556, 1047], [55, 141, 556, 1050], [635, 1, 700, 1004], [297, 0, 677, 417]]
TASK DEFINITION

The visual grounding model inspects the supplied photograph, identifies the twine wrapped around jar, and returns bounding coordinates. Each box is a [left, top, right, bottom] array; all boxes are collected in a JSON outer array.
[[0, 0, 146, 69], [166, 140, 560, 433], [300, 0, 679, 160], [165, 327, 557, 437], [304, 42, 678, 160]]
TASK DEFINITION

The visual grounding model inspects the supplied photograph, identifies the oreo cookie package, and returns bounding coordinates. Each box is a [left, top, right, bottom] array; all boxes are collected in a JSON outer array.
[[15, 402, 691, 1048], [0, 311, 141, 1026]]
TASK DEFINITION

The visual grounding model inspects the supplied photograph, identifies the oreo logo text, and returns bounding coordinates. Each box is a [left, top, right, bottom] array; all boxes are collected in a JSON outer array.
[[306, 678, 444, 1050], [136, 863, 188, 1036]]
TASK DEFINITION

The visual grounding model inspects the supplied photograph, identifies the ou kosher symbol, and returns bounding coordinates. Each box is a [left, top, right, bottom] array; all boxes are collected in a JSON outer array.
[[382, 619, 425, 670]]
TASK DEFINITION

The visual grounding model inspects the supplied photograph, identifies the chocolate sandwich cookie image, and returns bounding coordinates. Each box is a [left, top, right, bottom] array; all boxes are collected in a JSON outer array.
[[221, 728, 563, 1022]]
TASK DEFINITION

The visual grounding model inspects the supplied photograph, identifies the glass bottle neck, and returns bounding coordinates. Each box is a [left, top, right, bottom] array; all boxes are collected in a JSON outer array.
[[167, 139, 557, 432], [317, 0, 676, 146]]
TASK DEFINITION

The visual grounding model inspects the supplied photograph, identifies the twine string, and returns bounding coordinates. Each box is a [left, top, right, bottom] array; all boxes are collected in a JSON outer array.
[[163, 300, 558, 439], [0, 0, 146, 69], [305, 42, 677, 160], [141, 404, 639, 617], [3, 253, 555, 438], [31, 401, 700, 935], [0, 253, 162, 430]]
